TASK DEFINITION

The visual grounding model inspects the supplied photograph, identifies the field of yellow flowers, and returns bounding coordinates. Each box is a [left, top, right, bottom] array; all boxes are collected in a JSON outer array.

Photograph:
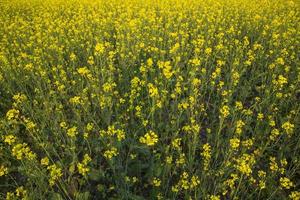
[[0, 0, 299, 199]]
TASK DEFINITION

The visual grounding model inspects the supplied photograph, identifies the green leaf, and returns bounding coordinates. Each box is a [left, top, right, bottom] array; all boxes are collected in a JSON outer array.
[[75, 192, 90, 200], [49, 192, 64, 200]]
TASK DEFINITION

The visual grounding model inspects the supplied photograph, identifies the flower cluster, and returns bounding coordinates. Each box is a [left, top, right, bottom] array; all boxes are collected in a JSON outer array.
[[139, 131, 159, 146]]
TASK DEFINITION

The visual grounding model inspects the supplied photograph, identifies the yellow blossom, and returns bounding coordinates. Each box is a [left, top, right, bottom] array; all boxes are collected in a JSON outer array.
[[67, 126, 78, 137], [0, 165, 8, 176], [139, 130, 159, 146], [230, 138, 240, 150], [4, 135, 16, 145], [220, 105, 230, 118], [103, 147, 118, 159], [69, 96, 82, 105], [41, 157, 49, 166], [77, 67, 92, 78], [12, 143, 36, 160], [289, 191, 300, 200], [6, 109, 20, 120], [148, 83, 159, 98], [77, 154, 91, 176], [201, 143, 211, 171], [152, 177, 161, 187], [47, 164, 63, 186], [282, 121, 294, 135], [280, 177, 294, 189]]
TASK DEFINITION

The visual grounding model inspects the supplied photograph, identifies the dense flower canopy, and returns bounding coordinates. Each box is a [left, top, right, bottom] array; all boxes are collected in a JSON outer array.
[[0, 0, 299, 199]]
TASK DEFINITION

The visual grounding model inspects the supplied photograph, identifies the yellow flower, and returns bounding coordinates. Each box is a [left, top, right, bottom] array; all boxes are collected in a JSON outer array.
[[269, 157, 279, 172], [269, 120, 276, 127], [171, 138, 181, 149], [257, 113, 264, 121], [12, 143, 36, 160], [67, 126, 78, 137], [13, 93, 27, 105], [289, 191, 300, 200], [69, 53, 76, 61], [258, 170, 266, 190], [190, 175, 200, 188], [280, 177, 294, 189], [148, 83, 159, 98], [224, 173, 238, 190], [170, 43, 180, 54], [6, 109, 19, 120], [24, 63, 33, 71], [176, 153, 186, 166], [47, 164, 63, 186], [235, 153, 255, 176], [15, 186, 27, 197], [41, 157, 49, 166], [95, 43, 105, 54], [282, 121, 294, 135], [139, 130, 159, 146], [24, 118, 36, 130], [220, 105, 230, 118], [77, 154, 91, 176], [6, 192, 15, 200], [190, 58, 201, 66], [77, 67, 92, 79], [157, 193, 163, 200], [86, 123, 94, 131], [103, 82, 116, 93], [0, 165, 8, 176], [158, 61, 173, 79], [235, 120, 245, 135], [178, 172, 189, 190], [273, 75, 288, 88], [171, 185, 179, 193], [231, 70, 240, 86], [100, 125, 125, 141], [201, 143, 211, 171], [205, 47, 212, 55], [229, 138, 240, 150], [152, 177, 161, 187], [192, 78, 201, 87], [276, 57, 285, 65], [209, 195, 220, 200], [166, 156, 173, 164], [270, 128, 280, 141], [4, 135, 16, 145], [82, 154, 91, 164], [60, 121, 67, 129], [69, 96, 82, 105], [87, 56, 94, 65], [104, 147, 118, 159]]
